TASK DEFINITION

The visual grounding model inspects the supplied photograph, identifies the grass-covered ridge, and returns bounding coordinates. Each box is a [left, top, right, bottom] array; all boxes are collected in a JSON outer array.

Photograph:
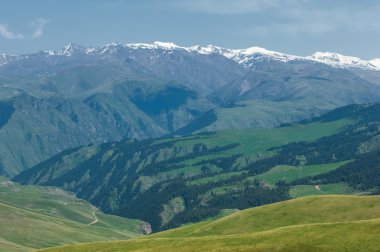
[[0, 177, 148, 251], [38, 195, 380, 252]]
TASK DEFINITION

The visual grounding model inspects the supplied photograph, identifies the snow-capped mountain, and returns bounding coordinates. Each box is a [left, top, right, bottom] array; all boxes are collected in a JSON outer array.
[[307, 52, 380, 71], [56, 43, 94, 56], [0, 54, 19, 66], [1, 41, 379, 71], [370, 58, 380, 68], [88, 41, 303, 67], [94, 41, 379, 71]]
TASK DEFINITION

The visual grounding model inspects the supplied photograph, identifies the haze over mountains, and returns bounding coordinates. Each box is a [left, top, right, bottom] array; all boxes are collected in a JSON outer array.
[[0, 41, 380, 177]]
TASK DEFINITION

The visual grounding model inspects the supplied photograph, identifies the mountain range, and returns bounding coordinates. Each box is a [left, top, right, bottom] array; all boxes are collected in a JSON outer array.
[[1, 42, 380, 178], [3, 41, 380, 69]]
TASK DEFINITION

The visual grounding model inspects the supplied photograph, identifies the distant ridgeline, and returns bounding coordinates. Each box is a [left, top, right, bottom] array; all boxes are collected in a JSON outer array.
[[1, 42, 380, 177], [13, 103, 380, 231]]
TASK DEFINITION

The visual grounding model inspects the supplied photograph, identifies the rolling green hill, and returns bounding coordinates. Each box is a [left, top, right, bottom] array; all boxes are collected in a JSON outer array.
[[0, 177, 149, 251], [37, 195, 380, 252]]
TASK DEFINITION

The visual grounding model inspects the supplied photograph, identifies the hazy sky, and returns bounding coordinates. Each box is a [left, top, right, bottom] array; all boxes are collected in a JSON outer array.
[[0, 0, 379, 59]]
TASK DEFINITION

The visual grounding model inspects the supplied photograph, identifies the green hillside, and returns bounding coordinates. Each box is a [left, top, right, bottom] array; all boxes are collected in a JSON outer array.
[[38, 195, 380, 252], [15, 103, 380, 231], [255, 162, 349, 186], [0, 177, 148, 251]]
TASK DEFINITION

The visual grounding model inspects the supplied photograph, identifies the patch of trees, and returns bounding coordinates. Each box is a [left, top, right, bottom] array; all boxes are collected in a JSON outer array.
[[246, 123, 380, 177], [117, 171, 289, 231], [141, 144, 240, 176], [207, 181, 289, 210], [194, 154, 242, 172], [290, 150, 380, 191]]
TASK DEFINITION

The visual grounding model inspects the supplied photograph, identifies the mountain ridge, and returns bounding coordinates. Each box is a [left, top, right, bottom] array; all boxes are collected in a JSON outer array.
[[2, 41, 379, 71], [1, 40, 380, 177]]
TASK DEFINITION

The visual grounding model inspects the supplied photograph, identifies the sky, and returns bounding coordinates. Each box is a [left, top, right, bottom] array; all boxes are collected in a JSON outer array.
[[0, 0, 379, 59]]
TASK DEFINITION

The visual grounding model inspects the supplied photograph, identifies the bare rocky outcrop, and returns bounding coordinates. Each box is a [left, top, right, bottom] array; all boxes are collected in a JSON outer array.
[[139, 223, 152, 235]]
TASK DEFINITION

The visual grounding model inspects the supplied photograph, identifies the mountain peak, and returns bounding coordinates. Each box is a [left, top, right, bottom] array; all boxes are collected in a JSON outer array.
[[370, 58, 380, 68], [152, 41, 180, 49], [308, 52, 362, 64], [125, 41, 183, 51], [58, 43, 90, 56], [307, 52, 379, 70]]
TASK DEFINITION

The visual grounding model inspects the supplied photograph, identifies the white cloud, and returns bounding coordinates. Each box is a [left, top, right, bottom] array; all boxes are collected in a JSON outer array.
[[0, 24, 24, 39], [30, 18, 50, 38]]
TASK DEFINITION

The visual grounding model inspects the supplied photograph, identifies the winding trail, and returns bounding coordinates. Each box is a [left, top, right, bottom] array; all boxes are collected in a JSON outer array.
[[315, 185, 325, 194], [88, 212, 98, 226]]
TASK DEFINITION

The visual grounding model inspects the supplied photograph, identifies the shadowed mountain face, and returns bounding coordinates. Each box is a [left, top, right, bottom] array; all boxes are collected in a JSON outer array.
[[0, 101, 14, 129], [1, 43, 380, 176], [0, 81, 214, 177]]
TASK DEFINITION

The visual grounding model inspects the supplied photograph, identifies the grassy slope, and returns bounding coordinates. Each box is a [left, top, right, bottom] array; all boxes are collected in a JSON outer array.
[[256, 161, 350, 186], [289, 183, 355, 198], [153, 195, 380, 237], [39, 195, 380, 252], [14, 118, 354, 231], [158, 119, 351, 178], [39, 220, 380, 252], [0, 178, 145, 251], [174, 119, 350, 155]]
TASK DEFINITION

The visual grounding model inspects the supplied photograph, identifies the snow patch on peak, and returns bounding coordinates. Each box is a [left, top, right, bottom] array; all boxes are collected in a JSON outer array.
[[188, 45, 227, 55], [152, 41, 180, 50], [307, 52, 380, 70], [308, 52, 361, 64], [188, 46, 304, 68], [370, 58, 380, 68], [240, 46, 277, 56], [0, 54, 8, 66], [0, 53, 18, 66], [97, 42, 125, 54], [125, 41, 183, 51], [228, 47, 302, 65], [57, 43, 90, 56]]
